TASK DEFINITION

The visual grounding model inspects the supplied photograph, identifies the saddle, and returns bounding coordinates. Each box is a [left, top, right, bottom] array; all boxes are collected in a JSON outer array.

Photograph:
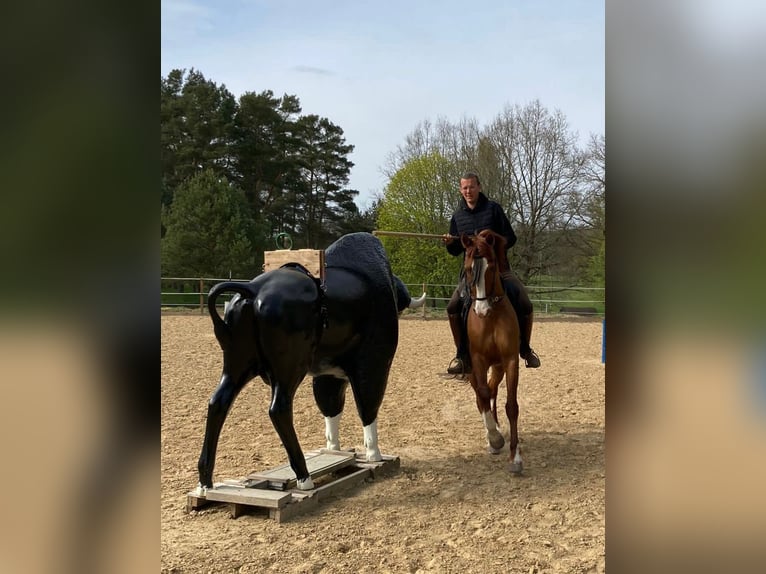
[[279, 262, 329, 331]]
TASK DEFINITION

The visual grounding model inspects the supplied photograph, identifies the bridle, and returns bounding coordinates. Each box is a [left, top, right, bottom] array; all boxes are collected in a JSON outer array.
[[466, 250, 504, 307]]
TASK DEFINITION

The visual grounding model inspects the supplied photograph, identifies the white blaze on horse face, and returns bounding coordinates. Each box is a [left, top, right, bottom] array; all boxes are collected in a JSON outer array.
[[324, 413, 342, 451], [472, 258, 491, 316], [363, 420, 382, 462]]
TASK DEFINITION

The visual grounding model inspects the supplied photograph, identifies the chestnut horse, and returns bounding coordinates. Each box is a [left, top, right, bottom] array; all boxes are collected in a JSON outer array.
[[461, 229, 523, 473]]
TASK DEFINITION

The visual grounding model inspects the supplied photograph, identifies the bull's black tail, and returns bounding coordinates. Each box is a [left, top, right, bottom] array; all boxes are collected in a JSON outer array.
[[207, 282, 255, 344]]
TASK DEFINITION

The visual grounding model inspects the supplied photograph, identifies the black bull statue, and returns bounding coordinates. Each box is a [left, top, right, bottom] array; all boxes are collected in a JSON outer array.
[[196, 233, 426, 491]]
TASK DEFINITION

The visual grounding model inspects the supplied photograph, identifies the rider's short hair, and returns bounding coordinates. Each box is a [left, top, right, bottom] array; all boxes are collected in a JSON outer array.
[[461, 171, 481, 186]]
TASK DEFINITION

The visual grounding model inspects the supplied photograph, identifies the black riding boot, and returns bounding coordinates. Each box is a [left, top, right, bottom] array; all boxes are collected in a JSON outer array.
[[447, 313, 471, 374], [518, 311, 541, 368], [501, 273, 541, 369]]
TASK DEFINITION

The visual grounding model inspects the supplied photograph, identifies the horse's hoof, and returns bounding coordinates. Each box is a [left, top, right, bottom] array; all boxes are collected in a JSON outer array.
[[488, 431, 505, 451], [296, 477, 315, 490], [487, 445, 503, 455], [193, 484, 208, 497], [366, 448, 382, 462], [509, 461, 523, 475]]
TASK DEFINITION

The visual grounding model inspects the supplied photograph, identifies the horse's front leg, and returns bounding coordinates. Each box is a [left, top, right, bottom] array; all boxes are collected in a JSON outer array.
[[505, 359, 522, 473], [486, 365, 505, 454], [488, 365, 503, 424], [269, 380, 313, 490], [470, 360, 505, 453]]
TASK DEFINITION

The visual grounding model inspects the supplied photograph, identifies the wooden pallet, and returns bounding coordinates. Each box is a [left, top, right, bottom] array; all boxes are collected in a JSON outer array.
[[187, 449, 400, 522], [263, 249, 325, 280]]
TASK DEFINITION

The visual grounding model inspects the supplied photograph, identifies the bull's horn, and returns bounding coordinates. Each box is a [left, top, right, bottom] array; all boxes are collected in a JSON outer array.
[[409, 292, 427, 309]]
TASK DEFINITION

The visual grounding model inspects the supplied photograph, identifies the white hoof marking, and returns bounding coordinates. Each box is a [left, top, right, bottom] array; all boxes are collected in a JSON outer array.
[[325, 413, 342, 451], [510, 448, 523, 474], [363, 420, 382, 462], [296, 477, 315, 490]]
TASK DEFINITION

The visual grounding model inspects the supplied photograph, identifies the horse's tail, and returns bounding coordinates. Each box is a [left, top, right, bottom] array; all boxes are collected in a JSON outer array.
[[207, 282, 255, 346]]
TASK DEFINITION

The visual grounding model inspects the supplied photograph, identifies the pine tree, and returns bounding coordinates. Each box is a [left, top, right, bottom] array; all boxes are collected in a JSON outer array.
[[161, 169, 259, 278]]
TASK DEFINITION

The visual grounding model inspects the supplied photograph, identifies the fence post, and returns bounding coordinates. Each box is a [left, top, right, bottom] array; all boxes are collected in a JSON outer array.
[[422, 283, 426, 320], [200, 278, 204, 315]]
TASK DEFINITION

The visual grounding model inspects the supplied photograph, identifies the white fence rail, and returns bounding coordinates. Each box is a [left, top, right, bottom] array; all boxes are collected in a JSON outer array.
[[161, 277, 605, 317]]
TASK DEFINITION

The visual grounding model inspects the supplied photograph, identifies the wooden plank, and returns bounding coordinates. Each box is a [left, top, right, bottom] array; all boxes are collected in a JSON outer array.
[[311, 467, 371, 501], [319, 448, 357, 456], [186, 493, 208, 512], [219, 478, 269, 489], [305, 452, 355, 473], [271, 495, 319, 523], [230, 503, 247, 519], [270, 468, 371, 523], [204, 485, 291, 509], [248, 451, 355, 490], [263, 249, 325, 279], [353, 454, 401, 478], [187, 451, 400, 521]]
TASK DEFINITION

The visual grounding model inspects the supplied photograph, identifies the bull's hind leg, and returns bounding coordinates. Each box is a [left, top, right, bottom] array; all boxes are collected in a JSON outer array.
[[312, 374, 349, 451], [505, 360, 523, 474], [197, 373, 249, 491], [268, 378, 314, 490]]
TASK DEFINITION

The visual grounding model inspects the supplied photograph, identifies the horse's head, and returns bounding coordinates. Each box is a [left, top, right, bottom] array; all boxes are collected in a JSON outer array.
[[461, 230, 507, 278], [461, 230, 508, 316], [477, 230, 508, 269]]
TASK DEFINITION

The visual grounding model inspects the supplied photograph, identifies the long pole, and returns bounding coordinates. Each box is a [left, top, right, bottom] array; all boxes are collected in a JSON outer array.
[[372, 230, 456, 240]]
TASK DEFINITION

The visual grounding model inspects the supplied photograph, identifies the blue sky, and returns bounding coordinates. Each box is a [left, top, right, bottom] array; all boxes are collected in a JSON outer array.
[[161, 0, 604, 208]]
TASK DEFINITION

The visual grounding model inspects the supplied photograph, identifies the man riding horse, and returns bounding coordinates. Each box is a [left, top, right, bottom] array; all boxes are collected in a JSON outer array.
[[442, 171, 541, 375]]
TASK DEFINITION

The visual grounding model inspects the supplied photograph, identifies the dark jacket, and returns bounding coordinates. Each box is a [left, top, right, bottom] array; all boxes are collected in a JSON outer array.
[[446, 193, 517, 264]]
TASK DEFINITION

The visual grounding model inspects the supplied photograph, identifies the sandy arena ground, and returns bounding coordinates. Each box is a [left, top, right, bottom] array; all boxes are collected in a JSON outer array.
[[161, 314, 605, 574]]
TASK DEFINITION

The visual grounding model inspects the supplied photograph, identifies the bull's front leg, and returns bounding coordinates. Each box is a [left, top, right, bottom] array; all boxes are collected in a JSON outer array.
[[197, 373, 247, 491], [269, 382, 313, 490]]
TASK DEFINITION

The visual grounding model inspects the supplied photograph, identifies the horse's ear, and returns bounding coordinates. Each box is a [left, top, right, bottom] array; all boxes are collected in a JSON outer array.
[[460, 233, 473, 249]]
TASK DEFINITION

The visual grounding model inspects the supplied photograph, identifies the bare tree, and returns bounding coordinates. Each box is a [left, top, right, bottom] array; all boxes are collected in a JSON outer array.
[[382, 118, 438, 179], [380, 102, 602, 284], [483, 100, 586, 282], [578, 133, 606, 233], [555, 132, 605, 282], [384, 117, 481, 175]]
